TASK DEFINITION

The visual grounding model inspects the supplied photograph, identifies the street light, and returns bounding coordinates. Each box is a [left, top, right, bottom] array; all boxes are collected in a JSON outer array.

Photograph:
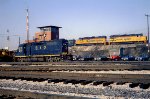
[[145, 14, 150, 53]]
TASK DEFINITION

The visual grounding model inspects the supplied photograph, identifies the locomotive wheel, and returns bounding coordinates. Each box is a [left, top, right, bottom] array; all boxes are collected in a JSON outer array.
[[57, 57, 61, 61], [55, 57, 60, 62], [54, 57, 58, 62], [19, 58, 23, 62], [53, 57, 56, 62], [49, 57, 54, 62], [17, 58, 20, 62], [46, 57, 49, 62], [46, 57, 53, 62]]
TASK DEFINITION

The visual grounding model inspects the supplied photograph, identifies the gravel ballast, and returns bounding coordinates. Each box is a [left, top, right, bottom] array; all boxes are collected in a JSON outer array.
[[0, 79, 150, 99]]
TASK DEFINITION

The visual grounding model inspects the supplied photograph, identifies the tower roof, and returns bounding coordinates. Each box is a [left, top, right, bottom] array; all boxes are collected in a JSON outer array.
[[37, 25, 62, 29]]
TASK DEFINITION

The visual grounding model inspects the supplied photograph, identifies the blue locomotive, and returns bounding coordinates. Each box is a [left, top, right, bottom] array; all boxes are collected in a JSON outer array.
[[15, 39, 72, 62]]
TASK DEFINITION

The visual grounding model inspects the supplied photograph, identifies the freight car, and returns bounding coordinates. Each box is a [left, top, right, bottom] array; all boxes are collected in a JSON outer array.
[[75, 36, 107, 45], [15, 39, 72, 62], [109, 33, 147, 44]]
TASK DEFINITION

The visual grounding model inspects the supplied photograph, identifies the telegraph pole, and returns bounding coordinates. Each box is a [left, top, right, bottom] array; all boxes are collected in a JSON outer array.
[[145, 14, 150, 53], [7, 29, 9, 50], [26, 9, 29, 43], [145, 14, 150, 43], [19, 36, 20, 45]]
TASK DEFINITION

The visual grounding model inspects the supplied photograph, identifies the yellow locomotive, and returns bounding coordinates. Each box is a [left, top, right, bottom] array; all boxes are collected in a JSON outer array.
[[76, 36, 107, 45], [75, 34, 147, 46], [109, 33, 147, 44]]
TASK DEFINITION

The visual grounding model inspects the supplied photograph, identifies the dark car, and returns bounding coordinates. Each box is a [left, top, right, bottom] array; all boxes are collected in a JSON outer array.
[[94, 56, 109, 61], [78, 56, 94, 61], [135, 55, 149, 61], [121, 56, 135, 61], [71, 55, 78, 61], [84, 56, 94, 61]]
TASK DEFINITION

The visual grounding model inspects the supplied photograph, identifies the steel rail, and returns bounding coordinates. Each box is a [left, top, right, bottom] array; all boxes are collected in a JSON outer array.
[[0, 71, 149, 84], [0, 62, 150, 71], [0, 64, 150, 71], [0, 89, 80, 99], [0, 61, 150, 66]]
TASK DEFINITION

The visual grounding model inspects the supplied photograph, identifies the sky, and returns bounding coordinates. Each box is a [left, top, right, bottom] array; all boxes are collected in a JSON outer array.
[[0, 0, 150, 50]]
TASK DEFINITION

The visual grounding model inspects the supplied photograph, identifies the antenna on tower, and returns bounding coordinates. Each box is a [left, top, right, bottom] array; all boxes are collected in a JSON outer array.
[[26, 8, 29, 43]]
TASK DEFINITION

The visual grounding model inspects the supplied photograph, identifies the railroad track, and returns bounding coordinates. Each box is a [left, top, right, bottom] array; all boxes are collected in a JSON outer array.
[[0, 61, 150, 71], [0, 61, 150, 66], [0, 61, 150, 98], [0, 61, 149, 89], [0, 65, 150, 71], [0, 70, 150, 84]]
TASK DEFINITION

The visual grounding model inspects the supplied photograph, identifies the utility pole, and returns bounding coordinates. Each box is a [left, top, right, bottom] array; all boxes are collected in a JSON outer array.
[[7, 29, 9, 50], [145, 14, 150, 53], [19, 36, 20, 45], [26, 9, 29, 43]]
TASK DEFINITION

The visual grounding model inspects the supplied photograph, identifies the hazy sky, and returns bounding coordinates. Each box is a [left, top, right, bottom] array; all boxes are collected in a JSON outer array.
[[0, 0, 150, 50]]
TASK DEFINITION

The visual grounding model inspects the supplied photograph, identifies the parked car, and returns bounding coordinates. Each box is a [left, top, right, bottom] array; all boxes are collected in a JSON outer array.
[[76, 56, 84, 61], [71, 55, 78, 61], [135, 55, 149, 61], [77, 56, 94, 61], [121, 56, 135, 61], [83, 56, 94, 61], [111, 55, 121, 61], [94, 56, 109, 61]]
